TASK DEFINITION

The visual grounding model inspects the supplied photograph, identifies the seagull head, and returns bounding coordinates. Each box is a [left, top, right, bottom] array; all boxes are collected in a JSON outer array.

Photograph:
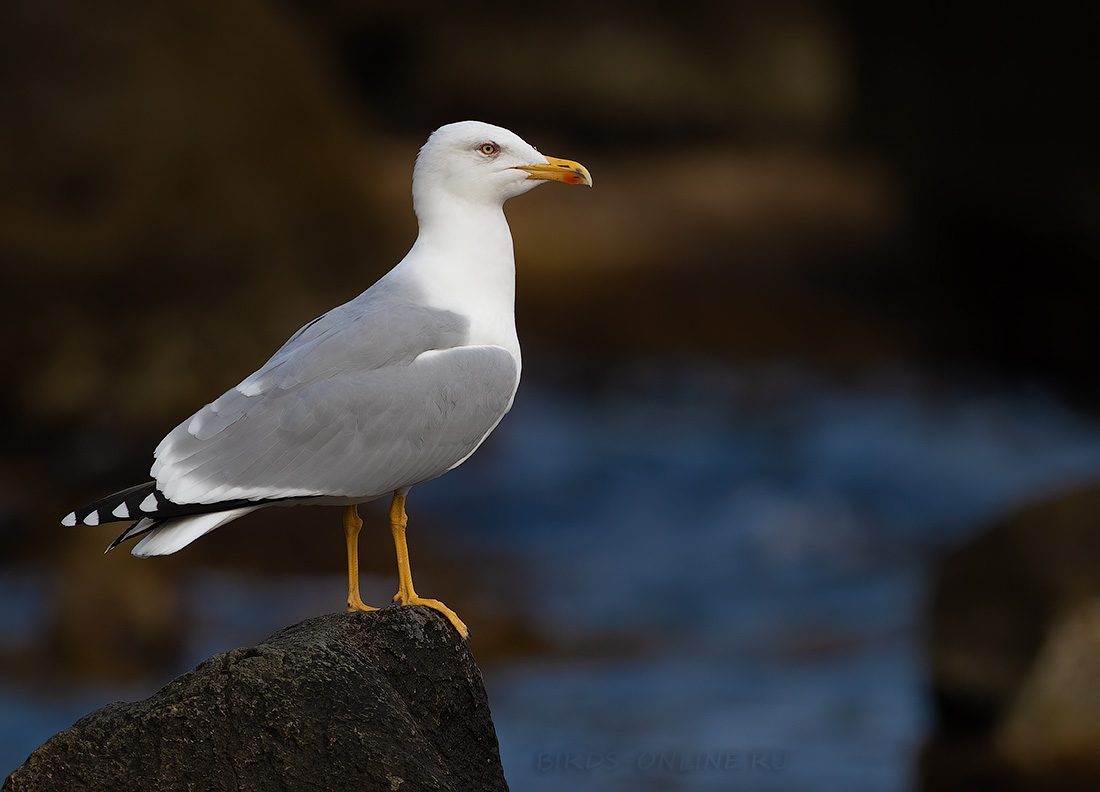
[[412, 121, 591, 216]]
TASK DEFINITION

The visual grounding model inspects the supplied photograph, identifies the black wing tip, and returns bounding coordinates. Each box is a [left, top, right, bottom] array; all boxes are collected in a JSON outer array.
[[105, 519, 162, 553], [67, 482, 294, 548], [64, 481, 158, 528]]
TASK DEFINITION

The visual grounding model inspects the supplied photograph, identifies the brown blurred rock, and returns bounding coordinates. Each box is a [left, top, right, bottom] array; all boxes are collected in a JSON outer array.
[[1, 0, 391, 428], [996, 599, 1100, 780], [920, 483, 1100, 791], [4, 606, 510, 792]]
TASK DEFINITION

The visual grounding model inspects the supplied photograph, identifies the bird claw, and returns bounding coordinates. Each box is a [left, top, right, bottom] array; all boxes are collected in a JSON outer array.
[[394, 592, 469, 639], [346, 597, 379, 613]]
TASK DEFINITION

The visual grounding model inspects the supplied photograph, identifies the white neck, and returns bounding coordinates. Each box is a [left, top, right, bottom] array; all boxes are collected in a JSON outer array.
[[394, 200, 520, 362]]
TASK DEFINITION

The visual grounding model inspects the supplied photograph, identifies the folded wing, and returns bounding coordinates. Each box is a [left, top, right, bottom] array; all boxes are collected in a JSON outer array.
[[154, 343, 519, 504]]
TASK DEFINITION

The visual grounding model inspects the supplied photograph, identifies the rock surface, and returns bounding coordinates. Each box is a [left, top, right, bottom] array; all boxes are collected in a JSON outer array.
[[996, 598, 1100, 773], [3, 606, 510, 791], [920, 483, 1100, 791]]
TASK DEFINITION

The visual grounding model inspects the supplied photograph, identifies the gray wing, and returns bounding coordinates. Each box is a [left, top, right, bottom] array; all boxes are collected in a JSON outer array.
[[238, 282, 469, 395], [151, 296, 518, 504]]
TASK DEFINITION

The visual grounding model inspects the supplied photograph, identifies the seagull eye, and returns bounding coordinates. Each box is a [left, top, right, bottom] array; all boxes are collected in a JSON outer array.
[[478, 143, 499, 156]]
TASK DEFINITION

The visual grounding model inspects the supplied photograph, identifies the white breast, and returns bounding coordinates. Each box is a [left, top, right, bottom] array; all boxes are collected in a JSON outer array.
[[392, 202, 522, 370]]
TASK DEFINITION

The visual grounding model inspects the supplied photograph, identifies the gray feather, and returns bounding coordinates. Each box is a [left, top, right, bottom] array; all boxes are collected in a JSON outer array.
[[152, 285, 518, 505]]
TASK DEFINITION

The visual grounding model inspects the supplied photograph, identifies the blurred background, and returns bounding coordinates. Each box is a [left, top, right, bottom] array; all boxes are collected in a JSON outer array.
[[2, 1, 1100, 789]]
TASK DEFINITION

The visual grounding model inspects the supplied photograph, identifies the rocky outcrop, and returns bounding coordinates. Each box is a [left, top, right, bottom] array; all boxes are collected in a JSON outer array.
[[996, 599, 1100, 774], [920, 483, 1100, 791], [3, 606, 509, 791]]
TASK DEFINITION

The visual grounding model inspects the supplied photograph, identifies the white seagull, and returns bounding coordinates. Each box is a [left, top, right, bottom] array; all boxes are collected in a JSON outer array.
[[62, 121, 592, 639]]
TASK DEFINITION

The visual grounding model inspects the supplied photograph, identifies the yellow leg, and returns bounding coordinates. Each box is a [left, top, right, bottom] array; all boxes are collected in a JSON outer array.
[[344, 505, 378, 613], [389, 492, 469, 639]]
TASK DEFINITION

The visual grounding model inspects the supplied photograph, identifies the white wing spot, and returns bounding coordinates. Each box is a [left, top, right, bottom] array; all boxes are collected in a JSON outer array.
[[140, 493, 159, 512], [85, 511, 99, 526], [61, 512, 77, 527], [112, 502, 130, 519]]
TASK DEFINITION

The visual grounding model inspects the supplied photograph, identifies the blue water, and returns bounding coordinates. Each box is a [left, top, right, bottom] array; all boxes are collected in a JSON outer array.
[[6, 363, 1100, 790]]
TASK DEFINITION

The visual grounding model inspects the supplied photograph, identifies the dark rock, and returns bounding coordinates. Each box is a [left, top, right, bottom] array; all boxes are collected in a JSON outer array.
[[995, 599, 1100, 777], [920, 483, 1100, 791], [3, 606, 510, 792]]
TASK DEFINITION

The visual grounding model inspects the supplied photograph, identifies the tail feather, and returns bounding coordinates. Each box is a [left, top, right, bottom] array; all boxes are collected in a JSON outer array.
[[63, 482, 282, 555], [131, 506, 262, 556], [105, 516, 160, 553]]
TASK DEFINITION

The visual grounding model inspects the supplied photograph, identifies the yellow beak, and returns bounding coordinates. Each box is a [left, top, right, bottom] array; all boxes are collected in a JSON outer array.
[[516, 156, 593, 187]]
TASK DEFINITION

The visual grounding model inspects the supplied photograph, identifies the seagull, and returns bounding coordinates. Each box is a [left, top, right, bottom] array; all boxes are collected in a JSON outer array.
[[62, 121, 592, 639]]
